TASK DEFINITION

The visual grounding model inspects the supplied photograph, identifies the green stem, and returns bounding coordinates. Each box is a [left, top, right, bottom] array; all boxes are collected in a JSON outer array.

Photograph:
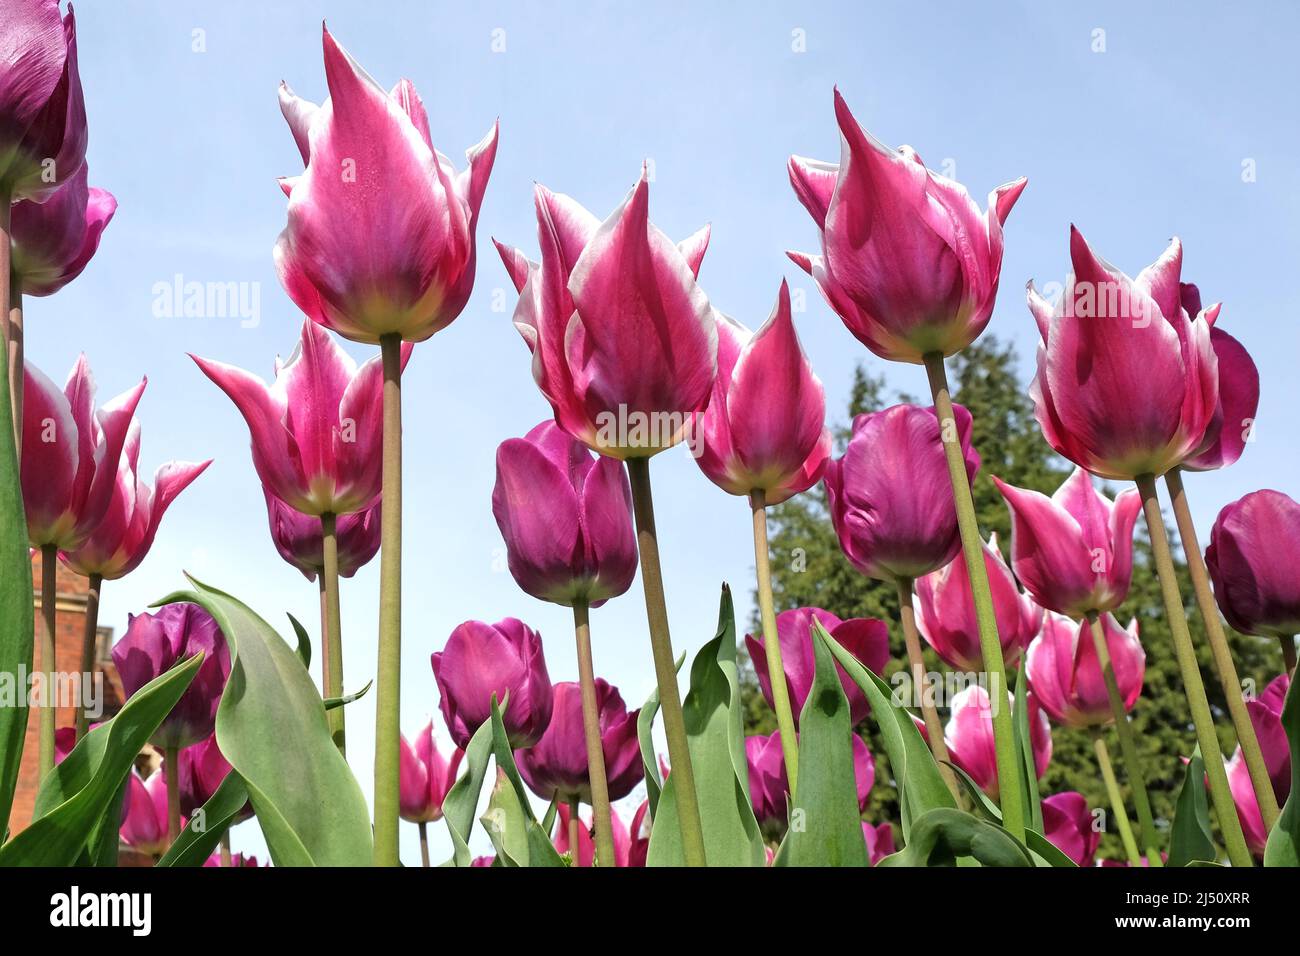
[[418, 821, 430, 868], [320, 512, 346, 755], [750, 490, 799, 793], [1135, 474, 1251, 867], [1086, 611, 1161, 866], [567, 796, 582, 866], [1165, 467, 1279, 832], [625, 456, 707, 866], [572, 601, 617, 866], [372, 334, 404, 866], [895, 576, 960, 800], [2, 196, 22, 460], [922, 352, 1023, 841], [165, 746, 181, 846], [1281, 637, 1296, 679], [37, 545, 56, 781], [75, 573, 101, 741], [219, 830, 232, 867], [1090, 729, 1142, 865]]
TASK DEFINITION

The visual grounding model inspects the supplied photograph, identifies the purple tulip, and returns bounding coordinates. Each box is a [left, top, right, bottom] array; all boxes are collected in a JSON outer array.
[[203, 852, 264, 868], [554, 801, 644, 867], [1026, 612, 1145, 729], [787, 89, 1026, 364], [398, 719, 464, 823], [1205, 491, 1300, 640], [9, 164, 114, 296], [915, 533, 1042, 672], [745, 607, 890, 726], [936, 685, 1052, 799], [177, 733, 252, 823], [1178, 284, 1259, 472], [119, 769, 171, 857], [824, 403, 979, 583], [1042, 791, 1100, 867], [863, 821, 895, 865], [112, 603, 231, 750], [746, 729, 874, 830], [263, 489, 381, 581], [431, 618, 553, 749], [492, 421, 637, 608], [1225, 674, 1291, 857], [993, 467, 1142, 617]]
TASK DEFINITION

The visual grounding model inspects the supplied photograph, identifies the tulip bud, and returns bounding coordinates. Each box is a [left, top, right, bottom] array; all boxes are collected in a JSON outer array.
[[1205, 490, 1300, 640], [119, 769, 172, 857], [745, 729, 874, 834], [1177, 284, 1259, 472], [1026, 612, 1145, 730], [1042, 791, 1100, 867], [398, 719, 464, 823], [938, 685, 1051, 799], [9, 164, 114, 296], [1224, 674, 1291, 857], [177, 733, 252, 823], [263, 489, 381, 582], [863, 821, 895, 865]]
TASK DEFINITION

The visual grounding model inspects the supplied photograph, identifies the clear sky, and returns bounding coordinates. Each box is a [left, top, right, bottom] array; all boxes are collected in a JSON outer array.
[[34, 1, 1300, 864]]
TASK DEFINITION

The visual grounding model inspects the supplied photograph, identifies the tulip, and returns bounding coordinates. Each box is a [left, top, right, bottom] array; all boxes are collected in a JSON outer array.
[[399, 719, 464, 866], [626, 800, 651, 868], [9, 165, 115, 297], [432, 618, 552, 749], [744, 607, 889, 726], [119, 769, 172, 858], [1206, 491, 1300, 654], [554, 802, 644, 867], [1042, 791, 1101, 867], [936, 685, 1051, 799], [263, 489, 380, 581], [273, 26, 497, 345], [787, 90, 1025, 365], [470, 855, 494, 867], [1177, 284, 1259, 473], [203, 852, 263, 868], [915, 533, 1042, 672], [745, 729, 874, 835], [1027, 612, 1145, 729], [492, 420, 637, 608], [993, 467, 1141, 618], [1224, 675, 1291, 857], [863, 821, 895, 865], [177, 734, 252, 824]]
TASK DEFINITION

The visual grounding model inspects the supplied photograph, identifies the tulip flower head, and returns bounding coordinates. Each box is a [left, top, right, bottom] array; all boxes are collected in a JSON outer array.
[[263, 489, 381, 582], [178, 733, 253, 823], [939, 685, 1052, 799], [824, 403, 979, 583], [1042, 791, 1101, 867], [863, 821, 895, 866], [554, 801, 645, 867], [696, 281, 832, 503], [9, 164, 114, 296], [1224, 674, 1291, 857], [119, 768, 173, 857], [274, 26, 498, 344], [1177, 284, 1259, 472], [993, 467, 1141, 618], [1205, 490, 1300, 640], [203, 852, 264, 868], [746, 729, 874, 835], [22, 356, 145, 550], [431, 618, 553, 749], [1027, 231, 1220, 480], [1026, 612, 1145, 729], [492, 421, 637, 608], [494, 167, 716, 459], [398, 719, 464, 823], [787, 90, 1026, 364]]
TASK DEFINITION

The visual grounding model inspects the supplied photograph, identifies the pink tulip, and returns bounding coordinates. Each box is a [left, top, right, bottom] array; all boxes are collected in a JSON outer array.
[[9, 164, 114, 296], [119, 769, 173, 857], [554, 802, 642, 867], [273, 26, 497, 344], [263, 489, 380, 581], [993, 467, 1142, 617], [1027, 230, 1219, 480], [203, 852, 264, 868], [863, 821, 895, 865], [60, 421, 210, 580], [1042, 791, 1100, 866], [915, 532, 1042, 672], [398, 719, 464, 823], [192, 320, 410, 516], [494, 168, 716, 458], [516, 679, 642, 806], [21, 356, 144, 550], [696, 281, 832, 503], [1026, 612, 1145, 729], [746, 729, 874, 830], [824, 403, 979, 583], [470, 855, 494, 867], [1225, 674, 1290, 857], [112, 603, 231, 750], [431, 618, 553, 749], [492, 420, 637, 608], [787, 89, 1025, 364], [177, 734, 252, 823], [54, 726, 76, 763], [1205, 491, 1300, 639], [1178, 284, 1259, 472], [626, 799, 651, 868], [936, 685, 1052, 799], [745, 607, 890, 726], [0, 1, 86, 202]]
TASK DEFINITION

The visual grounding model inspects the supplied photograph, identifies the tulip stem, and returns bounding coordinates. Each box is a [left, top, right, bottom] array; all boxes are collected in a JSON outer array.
[[572, 601, 617, 866], [922, 352, 1024, 841], [37, 545, 56, 781], [1135, 474, 1251, 867], [74, 573, 102, 741], [1, 197, 21, 459], [1164, 467, 1279, 832], [750, 490, 800, 793], [895, 577, 960, 801], [320, 512, 346, 755], [1281, 638, 1297, 678], [1090, 729, 1142, 866], [373, 334, 404, 867], [1085, 611, 1161, 866], [625, 456, 707, 866], [418, 822, 430, 868], [567, 797, 582, 866], [219, 831, 232, 867], [164, 746, 181, 846]]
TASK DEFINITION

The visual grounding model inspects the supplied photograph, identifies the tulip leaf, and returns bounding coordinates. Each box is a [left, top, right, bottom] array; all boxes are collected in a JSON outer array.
[[946, 762, 1076, 867], [1166, 744, 1217, 866], [1011, 660, 1043, 833], [159, 576, 372, 866], [485, 698, 564, 867], [637, 651, 684, 821], [441, 714, 496, 866], [287, 612, 312, 670], [0, 654, 202, 866], [27, 715, 128, 867], [158, 771, 250, 867], [647, 585, 765, 866], [324, 679, 372, 710], [877, 807, 1034, 867], [1264, 675, 1300, 867], [771, 622, 869, 867]]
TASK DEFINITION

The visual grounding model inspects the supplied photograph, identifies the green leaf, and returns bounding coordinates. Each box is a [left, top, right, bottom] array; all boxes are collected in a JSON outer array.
[[160, 576, 372, 866], [946, 763, 1076, 867], [876, 807, 1034, 867], [441, 714, 496, 866], [484, 698, 564, 867], [1167, 745, 1217, 866], [287, 612, 312, 670], [1012, 660, 1044, 833], [1264, 676, 1300, 866], [637, 652, 683, 821], [0, 654, 202, 865], [158, 771, 250, 867], [647, 585, 765, 866], [324, 679, 372, 711]]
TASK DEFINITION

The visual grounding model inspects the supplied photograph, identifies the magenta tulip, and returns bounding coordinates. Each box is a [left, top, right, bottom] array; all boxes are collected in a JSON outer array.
[[492, 420, 637, 608], [1224, 674, 1290, 857], [936, 685, 1052, 799], [1042, 791, 1100, 866], [745, 607, 890, 726], [119, 769, 172, 857], [431, 618, 553, 749], [60, 421, 210, 580], [863, 821, 895, 865], [993, 467, 1141, 617], [494, 168, 716, 458], [746, 729, 874, 830], [9, 164, 114, 295], [21, 355, 144, 550], [112, 603, 231, 750], [273, 26, 497, 345], [263, 489, 380, 581], [554, 801, 644, 867], [696, 281, 831, 503], [1027, 230, 1219, 481], [824, 403, 979, 583], [192, 320, 410, 516], [1026, 612, 1145, 729], [398, 719, 464, 823], [915, 533, 1042, 672], [787, 90, 1025, 365], [1205, 491, 1300, 640], [203, 852, 263, 868], [1178, 284, 1259, 472], [177, 733, 252, 823], [0, 1, 86, 202]]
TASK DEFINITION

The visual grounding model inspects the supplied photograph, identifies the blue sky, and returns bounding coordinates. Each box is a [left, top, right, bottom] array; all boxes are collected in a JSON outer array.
[[34, 1, 1300, 864]]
